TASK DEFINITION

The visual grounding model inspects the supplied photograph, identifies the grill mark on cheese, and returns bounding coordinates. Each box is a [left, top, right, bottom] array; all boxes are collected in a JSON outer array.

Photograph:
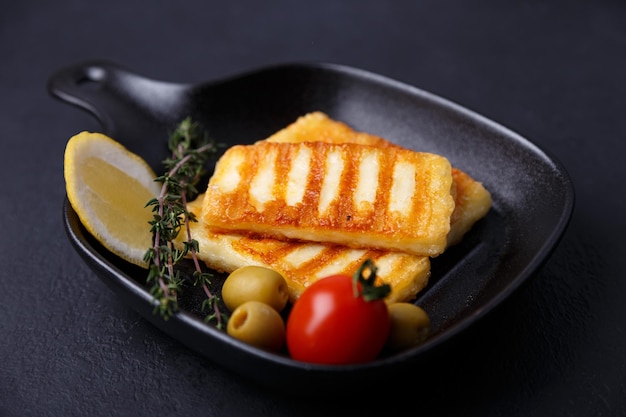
[[184, 112, 491, 304], [282, 244, 326, 268], [182, 193, 432, 302], [222, 217, 425, 286], [203, 141, 455, 256], [225, 231, 431, 302]]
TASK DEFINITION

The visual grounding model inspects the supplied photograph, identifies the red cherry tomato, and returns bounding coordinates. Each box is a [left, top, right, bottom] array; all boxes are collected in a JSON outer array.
[[286, 260, 391, 365]]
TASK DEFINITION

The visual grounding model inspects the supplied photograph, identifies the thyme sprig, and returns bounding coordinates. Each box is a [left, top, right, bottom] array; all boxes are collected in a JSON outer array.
[[144, 117, 227, 329]]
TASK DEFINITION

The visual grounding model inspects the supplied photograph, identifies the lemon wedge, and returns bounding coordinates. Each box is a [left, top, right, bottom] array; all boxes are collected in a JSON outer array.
[[64, 131, 162, 268]]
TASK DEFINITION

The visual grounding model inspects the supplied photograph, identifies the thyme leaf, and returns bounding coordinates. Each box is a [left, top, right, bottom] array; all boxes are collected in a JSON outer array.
[[144, 117, 228, 328]]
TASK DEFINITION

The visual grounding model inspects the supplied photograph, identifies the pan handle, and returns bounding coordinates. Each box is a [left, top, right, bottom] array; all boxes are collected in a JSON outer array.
[[47, 60, 192, 168], [47, 60, 190, 136]]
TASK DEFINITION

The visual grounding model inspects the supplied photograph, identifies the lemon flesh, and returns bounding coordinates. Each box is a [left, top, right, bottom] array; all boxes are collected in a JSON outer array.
[[64, 132, 162, 268]]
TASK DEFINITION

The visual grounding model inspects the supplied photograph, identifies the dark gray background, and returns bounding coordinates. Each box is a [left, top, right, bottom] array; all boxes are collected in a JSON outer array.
[[2, 1, 625, 416]]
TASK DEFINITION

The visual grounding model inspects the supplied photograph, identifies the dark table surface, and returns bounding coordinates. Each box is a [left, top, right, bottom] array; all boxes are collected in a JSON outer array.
[[2, 1, 625, 416]]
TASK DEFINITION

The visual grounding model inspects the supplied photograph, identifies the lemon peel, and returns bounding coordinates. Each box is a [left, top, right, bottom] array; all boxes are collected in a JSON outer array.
[[64, 131, 161, 268]]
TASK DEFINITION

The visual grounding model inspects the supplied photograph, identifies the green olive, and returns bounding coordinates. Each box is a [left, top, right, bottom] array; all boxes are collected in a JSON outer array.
[[226, 301, 286, 352], [385, 302, 430, 352], [222, 266, 289, 312]]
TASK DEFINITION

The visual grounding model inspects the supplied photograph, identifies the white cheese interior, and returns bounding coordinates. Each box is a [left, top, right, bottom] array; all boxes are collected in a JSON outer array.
[[249, 147, 277, 211], [318, 149, 344, 214], [286, 145, 311, 206], [354, 149, 379, 210], [390, 161, 415, 217]]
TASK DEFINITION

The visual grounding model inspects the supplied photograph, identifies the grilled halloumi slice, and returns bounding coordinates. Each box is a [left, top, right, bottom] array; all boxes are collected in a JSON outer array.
[[181, 112, 489, 304], [447, 168, 492, 246], [185, 165, 487, 303], [184, 196, 431, 303], [186, 169, 487, 303], [202, 141, 456, 257], [262, 111, 492, 246], [261, 111, 391, 148]]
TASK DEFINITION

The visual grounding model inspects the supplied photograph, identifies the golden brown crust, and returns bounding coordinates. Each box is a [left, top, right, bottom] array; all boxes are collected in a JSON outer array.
[[263, 110, 492, 247], [183, 196, 430, 303], [447, 168, 492, 246], [262, 111, 392, 148], [202, 141, 455, 256], [181, 112, 491, 304]]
